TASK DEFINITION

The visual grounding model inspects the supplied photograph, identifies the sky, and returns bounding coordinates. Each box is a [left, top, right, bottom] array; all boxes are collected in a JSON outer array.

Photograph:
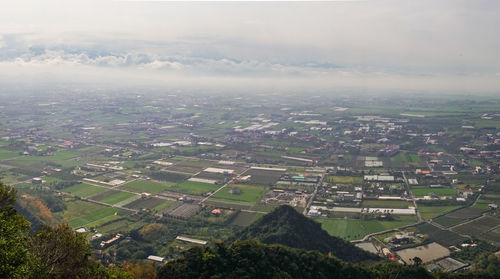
[[0, 0, 499, 94]]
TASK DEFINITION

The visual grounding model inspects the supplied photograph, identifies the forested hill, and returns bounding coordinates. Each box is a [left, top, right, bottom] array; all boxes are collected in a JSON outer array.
[[232, 205, 379, 262], [158, 239, 497, 279]]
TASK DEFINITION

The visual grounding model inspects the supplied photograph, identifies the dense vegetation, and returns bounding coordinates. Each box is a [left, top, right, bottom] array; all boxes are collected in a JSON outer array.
[[232, 205, 379, 262], [158, 239, 500, 279], [0, 182, 131, 279], [2, 182, 500, 279]]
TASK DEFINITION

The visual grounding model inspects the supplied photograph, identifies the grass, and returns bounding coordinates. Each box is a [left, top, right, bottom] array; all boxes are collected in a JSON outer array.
[[209, 184, 267, 206], [16, 150, 80, 161], [122, 180, 176, 194], [153, 200, 174, 211], [412, 187, 456, 197], [324, 176, 363, 184], [99, 192, 137, 205], [362, 200, 412, 209], [316, 218, 414, 241], [418, 205, 461, 220], [0, 149, 20, 160], [63, 183, 107, 198], [68, 207, 118, 228], [168, 181, 221, 195]]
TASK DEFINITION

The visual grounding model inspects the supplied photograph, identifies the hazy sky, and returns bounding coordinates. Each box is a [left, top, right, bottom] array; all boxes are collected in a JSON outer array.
[[1, 0, 499, 94]]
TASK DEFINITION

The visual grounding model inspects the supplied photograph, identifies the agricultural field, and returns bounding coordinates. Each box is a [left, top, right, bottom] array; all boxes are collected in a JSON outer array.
[[452, 216, 500, 241], [473, 194, 500, 210], [418, 205, 461, 220], [229, 211, 262, 227], [324, 175, 363, 184], [411, 187, 456, 197], [316, 218, 415, 241], [124, 197, 169, 210], [168, 181, 221, 195], [209, 184, 267, 206], [92, 190, 138, 205], [361, 200, 412, 209], [121, 180, 176, 194], [0, 149, 21, 160], [63, 199, 120, 228], [62, 183, 107, 198], [415, 222, 467, 247], [243, 168, 285, 186]]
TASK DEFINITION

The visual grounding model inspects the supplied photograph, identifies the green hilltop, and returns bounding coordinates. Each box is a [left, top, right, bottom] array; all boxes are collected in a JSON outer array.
[[232, 205, 379, 262]]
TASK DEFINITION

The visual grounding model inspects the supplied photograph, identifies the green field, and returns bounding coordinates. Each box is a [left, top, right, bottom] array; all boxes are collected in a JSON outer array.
[[16, 150, 80, 162], [152, 200, 175, 212], [209, 184, 267, 205], [63, 199, 119, 228], [361, 200, 412, 209], [418, 205, 461, 220], [325, 176, 363, 184], [99, 192, 137, 205], [63, 183, 107, 198], [412, 187, 456, 197], [122, 180, 176, 194], [169, 181, 221, 195], [68, 207, 118, 228], [316, 218, 414, 241], [0, 149, 20, 160]]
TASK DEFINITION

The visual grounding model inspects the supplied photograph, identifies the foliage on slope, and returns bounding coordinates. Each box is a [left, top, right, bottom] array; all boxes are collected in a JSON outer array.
[[232, 205, 379, 262]]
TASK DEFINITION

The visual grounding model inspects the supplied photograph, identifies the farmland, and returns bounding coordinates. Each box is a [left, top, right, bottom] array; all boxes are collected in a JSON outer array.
[[316, 218, 415, 241], [1, 91, 500, 268], [122, 180, 176, 194], [412, 187, 456, 197], [209, 184, 267, 205], [168, 181, 221, 195], [415, 222, 468, 247], [361, 200, 412, 209], [62, 183, 107, 198]]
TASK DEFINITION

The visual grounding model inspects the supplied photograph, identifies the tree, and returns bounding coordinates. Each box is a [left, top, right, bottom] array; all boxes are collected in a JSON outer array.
[[28, 223, 92, 278], [0, 182, 32, 279]]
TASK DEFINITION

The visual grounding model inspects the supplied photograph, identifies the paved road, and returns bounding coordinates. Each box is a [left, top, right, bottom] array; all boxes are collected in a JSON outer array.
[[401, 171, 422, 222], [303, 173, 324, 215]]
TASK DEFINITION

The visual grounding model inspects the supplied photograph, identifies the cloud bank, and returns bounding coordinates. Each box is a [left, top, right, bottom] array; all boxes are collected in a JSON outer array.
[[0, 0, 499, 94]]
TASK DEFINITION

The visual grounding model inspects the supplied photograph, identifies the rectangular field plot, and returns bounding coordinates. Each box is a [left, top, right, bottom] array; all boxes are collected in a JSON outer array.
[[96, 217, 148, 234], [324, 175, 363, 184], [63, 183, 107, 198], [192, 171, 227, 183], [396, 243, 450, 264], [92, 190, 137, 205], [412, 187, 456, 197], [473, 194, 500, 210], [167, 181, 221, 195], [443, 207, 483, 220], [68, 207, 119, 228], [415, 222, 467, 247], [316, 218, 415, 241], [123, 197, 168, 210], [418, 205, 461, 220], [243, 168, 285, 186], [63, 200, 119, 228], [361, 200, 412, 209], [0, 149, 21, 160], [121, 180, 175, 194], [230, 211, 263, 227], [452, 216, 500, 239], [209, 184, 267, 206]]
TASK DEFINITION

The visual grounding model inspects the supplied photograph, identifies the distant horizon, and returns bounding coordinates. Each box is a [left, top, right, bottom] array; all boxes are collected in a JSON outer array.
[[1, 0, 499, 94]]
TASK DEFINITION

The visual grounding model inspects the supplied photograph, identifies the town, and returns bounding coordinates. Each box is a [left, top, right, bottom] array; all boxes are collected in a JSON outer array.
[[1, 91, 499, 272]]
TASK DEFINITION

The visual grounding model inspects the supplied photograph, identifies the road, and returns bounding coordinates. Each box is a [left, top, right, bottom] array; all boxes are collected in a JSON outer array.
[[401, 171, 422, 222], [303, 173, 324, 215]]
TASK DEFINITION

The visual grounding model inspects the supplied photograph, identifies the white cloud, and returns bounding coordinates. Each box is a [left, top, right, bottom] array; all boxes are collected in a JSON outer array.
[[0, 0, 499, 94]]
